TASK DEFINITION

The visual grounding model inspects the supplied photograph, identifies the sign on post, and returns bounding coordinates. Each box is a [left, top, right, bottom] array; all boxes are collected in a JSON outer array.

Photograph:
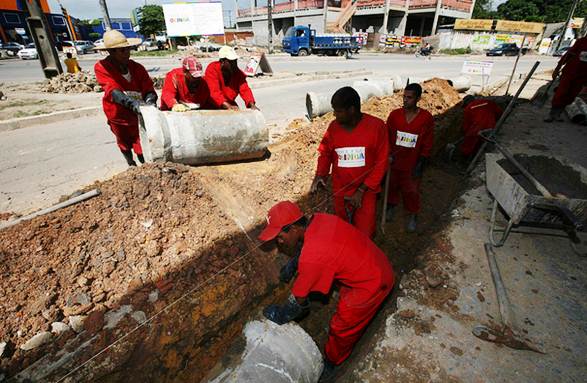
[[244, 53, 273, 77], [462, 61, 494, 91], [162, 2, 224, 37]]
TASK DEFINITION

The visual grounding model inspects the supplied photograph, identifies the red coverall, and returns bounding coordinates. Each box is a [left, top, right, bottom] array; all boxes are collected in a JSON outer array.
[[386, 108, 434, 214], [204, 61, 255, 108], [291, 213, 394, 365], [460, 99, 502, 157], [552, 37, 587, 109], [316, 113, 389, 237], [94, 59, 154, 155], [160, 68, 213, 110]]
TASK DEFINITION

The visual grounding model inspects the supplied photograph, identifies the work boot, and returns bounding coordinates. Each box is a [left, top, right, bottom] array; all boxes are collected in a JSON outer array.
[[544, 108, 563, 122], [137, 153, 145, 164], [385, 205, 396, 222], [407, 214, 417, 232], [318, 360, 337, 383], [121, 150, 137, 167]]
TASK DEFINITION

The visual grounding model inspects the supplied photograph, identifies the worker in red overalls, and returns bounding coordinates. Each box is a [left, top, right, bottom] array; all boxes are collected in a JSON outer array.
[[94, 30, 157, 166], [546, 36, 587, 122], [311, 86, 388, 238], [204, 46, 258, 110], [160, 56, 213, 111], [386, 83, 434, 232], [459, 95, 503, 157], [259, 201, 394, 382]]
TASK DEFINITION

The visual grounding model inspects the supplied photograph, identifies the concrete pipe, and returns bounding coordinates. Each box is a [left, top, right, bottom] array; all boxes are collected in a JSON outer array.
[[448, 76, 472, 92], [209, 320, 323, 383], [566, 97, 587, 125], [392, 75, 406, 91], [306, 92, 332, 120], [139, 106, 269, 165]]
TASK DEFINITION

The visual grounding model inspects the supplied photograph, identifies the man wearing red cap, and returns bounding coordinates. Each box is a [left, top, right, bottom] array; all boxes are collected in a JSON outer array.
[[459, 95, 502, 157], [204, 46, 258, 110], [386, 83, 434, 232], [160, 56, 214, 111], [311, 86, 389, 238], [259, 201, 394, 381], [546, 36, 587, 122]]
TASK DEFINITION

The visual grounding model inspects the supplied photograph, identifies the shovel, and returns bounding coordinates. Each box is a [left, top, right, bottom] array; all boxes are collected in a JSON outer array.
[[531, 75, 557, 108]]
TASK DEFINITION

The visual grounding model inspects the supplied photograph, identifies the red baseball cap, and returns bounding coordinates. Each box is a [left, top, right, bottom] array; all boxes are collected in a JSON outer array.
[[182, 56, 203, 78], [258, 201, 304, 242]]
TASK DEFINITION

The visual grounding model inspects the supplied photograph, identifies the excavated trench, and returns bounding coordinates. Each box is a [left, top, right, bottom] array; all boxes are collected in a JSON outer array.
[[0, 79, 474, 382]]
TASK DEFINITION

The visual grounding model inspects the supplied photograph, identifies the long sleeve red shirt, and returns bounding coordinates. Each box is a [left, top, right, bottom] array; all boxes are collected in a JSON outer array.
[[386, 107, 434, 171], [160, 68, 213, 110], [204, 61, 255, 107], [94, 58, 154, 127], [463, 99, 502, 137], [316, 113, 389, 195]]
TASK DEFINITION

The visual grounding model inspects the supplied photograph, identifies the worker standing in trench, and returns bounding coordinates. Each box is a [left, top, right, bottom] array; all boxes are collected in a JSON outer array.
[[258, 201, 395, 382], [160, 56, 214, 111], [204, 46, 259, 110], [385, 83, 434, 232], [546, 35, 587, 122], [457, 95, 503, 159], [310, 86, 389, 238], [94, 30, 158, 167]]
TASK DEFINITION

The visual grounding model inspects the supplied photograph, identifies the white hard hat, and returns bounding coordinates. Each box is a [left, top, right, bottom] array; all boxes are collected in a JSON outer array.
[[219, 46, 239, 60]]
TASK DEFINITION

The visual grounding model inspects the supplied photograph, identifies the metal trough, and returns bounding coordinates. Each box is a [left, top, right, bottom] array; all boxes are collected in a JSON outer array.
[[139, 106, 269, 165], [485, 153, 587, 254]]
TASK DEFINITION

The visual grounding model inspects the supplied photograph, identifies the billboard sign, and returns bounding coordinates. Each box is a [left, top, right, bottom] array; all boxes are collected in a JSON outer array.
[[455, 19, 493, 31], [495, 20, 544, 34], [163, 2, 224, 37]]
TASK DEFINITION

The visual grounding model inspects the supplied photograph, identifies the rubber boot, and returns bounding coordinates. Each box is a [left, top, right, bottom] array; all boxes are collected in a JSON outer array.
[[318, 359, 337, 383], [137, 153, 145, 164], [385, 205, 396, 223], [407, 214, 417, 232], [121, 150, 137, 167], [544, 107, 563, 122]]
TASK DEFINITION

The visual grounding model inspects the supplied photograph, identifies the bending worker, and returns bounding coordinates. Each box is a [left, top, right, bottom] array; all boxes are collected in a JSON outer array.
[[160, 56, 213, 111], [259, 201, 394, 381], [546, 36, 587, 122], [204, 46, 258, 110], [64, 52, 81, 74], [386, 83, 434, 232], [459, 95, 502, 158], [94, 30, 157, 167], [311, 86, 389, 237]]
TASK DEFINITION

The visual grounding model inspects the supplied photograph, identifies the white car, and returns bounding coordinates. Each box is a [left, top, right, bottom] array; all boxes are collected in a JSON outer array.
[[17, 43, 38, 60]]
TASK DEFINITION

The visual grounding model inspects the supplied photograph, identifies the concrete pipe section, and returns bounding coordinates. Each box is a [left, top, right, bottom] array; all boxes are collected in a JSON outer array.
[[208, 320, 324, 383], [139, 106, 269, 165], [566, 97, 587, 125]]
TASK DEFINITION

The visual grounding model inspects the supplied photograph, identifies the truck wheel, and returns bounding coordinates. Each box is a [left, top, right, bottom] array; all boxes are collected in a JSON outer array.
[[298, 49, 309, 56], [337, 49, 346, 56]]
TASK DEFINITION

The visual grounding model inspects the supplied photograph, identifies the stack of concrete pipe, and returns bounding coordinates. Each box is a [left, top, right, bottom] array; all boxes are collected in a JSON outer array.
[[566, 97, 587, 125], [305, 76, 471, 119]]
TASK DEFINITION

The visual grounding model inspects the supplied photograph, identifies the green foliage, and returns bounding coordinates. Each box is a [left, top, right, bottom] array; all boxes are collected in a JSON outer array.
[[131, 49, 177, 57], [79, 19, 102, 26], [439, 47, 472, 55], [496, 0, 587, 23], [472, 0, 497, 19], [497, 0, 541, 21], [138, 5, 165, 38], [88, 32, 101, 41]]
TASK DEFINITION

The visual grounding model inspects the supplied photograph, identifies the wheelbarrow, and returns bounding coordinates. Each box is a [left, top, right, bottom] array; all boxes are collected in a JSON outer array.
[[483, 136, 586, 255]]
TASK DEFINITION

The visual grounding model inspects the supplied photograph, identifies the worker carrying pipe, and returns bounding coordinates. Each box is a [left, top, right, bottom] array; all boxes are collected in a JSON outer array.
[[258, 201, 395, 382], [205, 46, 259, 110], [459, 95, 503, 158], [546, 36, 587, 122], [94, 30, 157, 167], [160, 56, 214, 112], [311, 87, 389, 238], [385, 83, 434, 232]]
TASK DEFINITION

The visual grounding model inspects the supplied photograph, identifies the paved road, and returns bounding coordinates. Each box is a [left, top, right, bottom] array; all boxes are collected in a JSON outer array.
[[0, 54, 558, 215]]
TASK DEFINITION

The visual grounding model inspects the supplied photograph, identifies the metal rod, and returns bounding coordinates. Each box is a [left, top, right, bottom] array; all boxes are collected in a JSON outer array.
[[554, 0, 579, 52], [380, 158, 392, 233], [465, 61, 540, 174], [505, 34, 526, 96], [484, 243, 515, 330]]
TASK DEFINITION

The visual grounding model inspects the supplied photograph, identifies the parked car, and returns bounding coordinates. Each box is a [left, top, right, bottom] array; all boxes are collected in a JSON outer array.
[[486, 43, 521, 56], [17, 43, 38, 60], [553, 46, 570, 57], [62, 41, 93, 54], [1, 42, 25, 56]]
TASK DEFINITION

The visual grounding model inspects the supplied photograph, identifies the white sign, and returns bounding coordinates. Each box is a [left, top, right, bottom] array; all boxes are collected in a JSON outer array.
[[461, 61, 494, 76], [163, 2, 224, 37], [335, 147, 366, 168]]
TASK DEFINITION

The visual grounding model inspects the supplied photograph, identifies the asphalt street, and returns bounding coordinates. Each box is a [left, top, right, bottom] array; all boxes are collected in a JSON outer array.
[[0, 53, 558, 215]]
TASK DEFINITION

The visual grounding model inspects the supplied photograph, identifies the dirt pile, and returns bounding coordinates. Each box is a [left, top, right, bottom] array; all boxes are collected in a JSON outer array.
[[41, 71, 102, 94]]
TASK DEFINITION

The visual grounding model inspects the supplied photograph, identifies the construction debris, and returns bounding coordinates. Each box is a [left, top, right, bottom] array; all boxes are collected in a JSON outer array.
[[41, 71, 102, 94]]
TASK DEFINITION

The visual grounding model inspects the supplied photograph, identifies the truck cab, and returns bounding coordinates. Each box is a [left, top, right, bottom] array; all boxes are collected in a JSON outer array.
[[282, 25, 312, 56]]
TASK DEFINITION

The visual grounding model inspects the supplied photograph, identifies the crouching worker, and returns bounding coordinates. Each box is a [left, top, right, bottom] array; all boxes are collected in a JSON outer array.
[[160, 56, 213, 111], [459, 95, 502, 158], [94, 30, 157, 166], [259, 201, 394, 382]]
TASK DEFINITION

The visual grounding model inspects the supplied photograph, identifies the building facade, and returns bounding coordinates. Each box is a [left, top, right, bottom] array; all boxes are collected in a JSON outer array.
[[0, 0, 70, 44], [92, 18, 141, 40]]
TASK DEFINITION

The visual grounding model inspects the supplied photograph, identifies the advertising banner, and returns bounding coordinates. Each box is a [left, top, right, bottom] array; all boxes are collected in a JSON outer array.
[[495, 20, 544, 34], [455, 19, 493, 31], [163, 2, 224, 37]]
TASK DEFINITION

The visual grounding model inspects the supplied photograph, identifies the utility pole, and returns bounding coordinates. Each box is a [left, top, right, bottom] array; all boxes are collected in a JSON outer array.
[[323, 0, 328, 33], [24, 0, 62, 78], [381, 0, 390, 34], [267, 0, 273, 53], [555, 0, 579, 52], [99, 0, 112, 31]]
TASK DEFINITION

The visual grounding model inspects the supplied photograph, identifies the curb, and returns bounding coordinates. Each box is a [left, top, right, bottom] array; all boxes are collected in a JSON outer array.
[[0, 106, 101, 133]]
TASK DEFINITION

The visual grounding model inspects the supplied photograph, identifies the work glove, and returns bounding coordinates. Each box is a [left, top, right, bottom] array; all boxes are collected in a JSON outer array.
[[144, 92, 158, 105], [263, 294, 309, 325], [412, 157, 429, 179], [112, 89, 141, 115], [172, 103, 189, 112], [279, 255, 299, 283]]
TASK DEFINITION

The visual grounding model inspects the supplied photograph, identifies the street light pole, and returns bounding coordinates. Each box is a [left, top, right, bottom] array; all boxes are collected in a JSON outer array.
[[99, 0, 112, 31]]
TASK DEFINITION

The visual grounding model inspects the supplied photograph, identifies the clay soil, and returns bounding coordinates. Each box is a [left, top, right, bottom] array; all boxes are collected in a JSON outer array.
[[0, 79, 464, 381]]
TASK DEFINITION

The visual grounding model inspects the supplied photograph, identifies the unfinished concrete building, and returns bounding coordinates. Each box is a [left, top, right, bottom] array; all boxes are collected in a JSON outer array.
[[235, 0, 475, 46]]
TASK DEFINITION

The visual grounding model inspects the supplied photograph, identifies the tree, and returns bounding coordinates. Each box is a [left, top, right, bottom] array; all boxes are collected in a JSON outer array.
[[496, 0, 587, 23], [472, 0, 497, 19], [497, 0, 541, 21], [138, 5, 165, 38]]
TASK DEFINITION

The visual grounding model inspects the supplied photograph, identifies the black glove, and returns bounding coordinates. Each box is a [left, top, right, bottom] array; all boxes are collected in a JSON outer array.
[[144, 91, 158, 105], [412, 157, 429, 178], [279, 254, 299, 283], [112, 89, 141, 114], [263, 294, 309, 325]]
